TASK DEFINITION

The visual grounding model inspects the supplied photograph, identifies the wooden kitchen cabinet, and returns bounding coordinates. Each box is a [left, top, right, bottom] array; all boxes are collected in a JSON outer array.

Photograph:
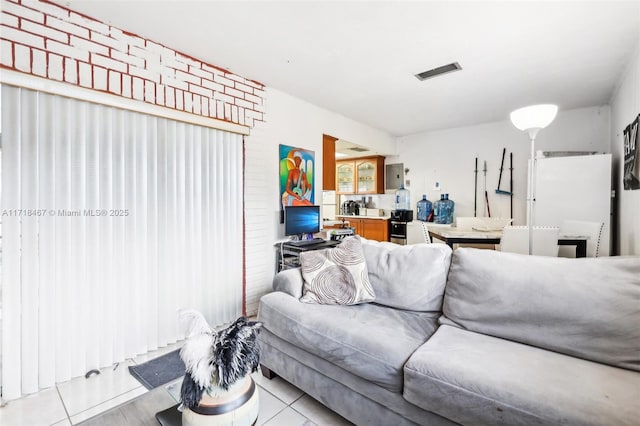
[[334, 217, 389, 242], [322, 134, 338, 190], [361, 219, 389, 241], [356, 157, 384, 194], [336, 156, 385, 195], [350, 219, 363, 237], [336, 161, 356, 194]]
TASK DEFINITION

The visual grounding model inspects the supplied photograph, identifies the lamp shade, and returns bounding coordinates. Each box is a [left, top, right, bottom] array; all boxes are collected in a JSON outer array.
[[510, 104, 558, 131]]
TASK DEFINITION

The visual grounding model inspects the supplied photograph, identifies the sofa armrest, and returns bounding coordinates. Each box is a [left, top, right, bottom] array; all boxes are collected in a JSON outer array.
[[273, 268, 304, 299]]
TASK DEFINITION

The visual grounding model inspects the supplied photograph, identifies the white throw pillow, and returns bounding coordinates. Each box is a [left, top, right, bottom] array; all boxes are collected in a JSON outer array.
[[299, 236, 375, 305]]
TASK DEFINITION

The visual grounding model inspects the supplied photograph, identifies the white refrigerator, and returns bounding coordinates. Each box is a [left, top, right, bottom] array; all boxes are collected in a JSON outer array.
[[532, 153, 612, 255]]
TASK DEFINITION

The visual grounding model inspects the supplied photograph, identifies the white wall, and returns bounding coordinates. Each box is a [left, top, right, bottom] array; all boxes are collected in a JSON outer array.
[[245, 97, 624, 313], [244, 88, 394, 314], [244, 67, 638, 313], [391, 106, 611, 226], [610, 40, 640, 256]]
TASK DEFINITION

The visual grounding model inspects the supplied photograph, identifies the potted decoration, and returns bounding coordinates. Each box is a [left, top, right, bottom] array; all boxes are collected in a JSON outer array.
[[179, 310, 263, 426]]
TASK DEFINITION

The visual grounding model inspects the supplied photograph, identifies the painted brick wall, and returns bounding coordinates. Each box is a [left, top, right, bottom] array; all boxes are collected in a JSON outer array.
[[0, 0, 265, 127]]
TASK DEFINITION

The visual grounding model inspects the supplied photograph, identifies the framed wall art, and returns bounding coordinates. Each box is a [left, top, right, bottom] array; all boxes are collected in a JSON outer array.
[[623, 113, 639, 190], [279, 144, 315, 222]]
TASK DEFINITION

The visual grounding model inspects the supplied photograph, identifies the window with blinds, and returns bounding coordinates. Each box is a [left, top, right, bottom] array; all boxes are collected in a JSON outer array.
[[0, 84, 243, 399]]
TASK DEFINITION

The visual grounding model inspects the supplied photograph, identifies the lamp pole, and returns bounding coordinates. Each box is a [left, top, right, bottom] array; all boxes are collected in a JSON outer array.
[[527, 130, 539, 256], [510, 104, 558, 256]]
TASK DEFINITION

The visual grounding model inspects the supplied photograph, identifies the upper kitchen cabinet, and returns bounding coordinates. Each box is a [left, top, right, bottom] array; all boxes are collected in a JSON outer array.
[[336, 156, 385, 195], [356, 157, 384, 194], [336, 161, 356, 194]]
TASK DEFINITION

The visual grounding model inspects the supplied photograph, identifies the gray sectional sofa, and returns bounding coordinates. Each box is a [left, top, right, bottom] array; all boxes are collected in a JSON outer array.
[[257, 237, 640, 425]]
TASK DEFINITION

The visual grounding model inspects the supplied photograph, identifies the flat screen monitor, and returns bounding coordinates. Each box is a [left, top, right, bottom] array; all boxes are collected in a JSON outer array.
[[284, 205, 320, 237]]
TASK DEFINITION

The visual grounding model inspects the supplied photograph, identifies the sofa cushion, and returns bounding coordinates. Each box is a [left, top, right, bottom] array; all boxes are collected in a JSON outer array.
[[258, 290, 439, 392], [300, 236, 375, 305], [441, 248, 640, 371], [259, 330, 456, 426], [404, 325, 640, 426], [360, 237, 452, 312]]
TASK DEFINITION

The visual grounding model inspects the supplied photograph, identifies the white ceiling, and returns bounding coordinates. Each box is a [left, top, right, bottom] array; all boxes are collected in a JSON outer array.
[[56, 1, 640, 137]]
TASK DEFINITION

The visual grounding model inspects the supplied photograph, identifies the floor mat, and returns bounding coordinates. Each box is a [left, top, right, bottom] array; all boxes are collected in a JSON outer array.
[[129, 349, 185, 390]]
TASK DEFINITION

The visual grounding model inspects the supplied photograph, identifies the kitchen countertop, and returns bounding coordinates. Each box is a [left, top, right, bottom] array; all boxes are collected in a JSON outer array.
[[334, 215, 391, 220], [322, 220, 348, 226]]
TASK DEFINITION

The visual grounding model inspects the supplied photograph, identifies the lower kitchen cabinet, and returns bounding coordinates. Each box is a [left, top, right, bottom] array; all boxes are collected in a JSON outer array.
[[361, 219, 389, 241], [350, 220, 363, 236], [329, 218, 389, 242]]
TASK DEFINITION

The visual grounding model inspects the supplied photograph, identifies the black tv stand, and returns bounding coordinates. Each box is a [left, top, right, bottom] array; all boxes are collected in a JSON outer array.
[[287, 237, 326, 247]]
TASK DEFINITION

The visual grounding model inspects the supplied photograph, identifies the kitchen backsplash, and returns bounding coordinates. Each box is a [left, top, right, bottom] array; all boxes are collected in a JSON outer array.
[[322, 191, 396, 218]]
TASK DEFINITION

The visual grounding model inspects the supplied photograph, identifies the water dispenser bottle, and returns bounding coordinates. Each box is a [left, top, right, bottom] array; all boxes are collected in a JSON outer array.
[[434, 194, 445, 224], [395, 185, 411, 210], [417, 194, 432, 222], [444, 193, 455, 224]]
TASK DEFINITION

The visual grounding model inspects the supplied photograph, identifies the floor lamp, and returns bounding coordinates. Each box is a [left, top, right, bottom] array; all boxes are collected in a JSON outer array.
[[509, 104, 558, 255]]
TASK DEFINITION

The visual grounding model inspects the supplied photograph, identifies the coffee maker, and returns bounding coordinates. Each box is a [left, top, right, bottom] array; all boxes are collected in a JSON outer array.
[[340, 200, 360, 215]]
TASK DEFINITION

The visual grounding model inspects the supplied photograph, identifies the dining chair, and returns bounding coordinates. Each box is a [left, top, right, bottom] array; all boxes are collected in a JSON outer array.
[[419, 221, 432, 244], [558, 220, 604, 258], [499, 225, 560, 256]]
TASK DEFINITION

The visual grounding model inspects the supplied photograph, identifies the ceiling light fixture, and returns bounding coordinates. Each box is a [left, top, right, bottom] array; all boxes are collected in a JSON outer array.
[[415, 62, 462, 81]]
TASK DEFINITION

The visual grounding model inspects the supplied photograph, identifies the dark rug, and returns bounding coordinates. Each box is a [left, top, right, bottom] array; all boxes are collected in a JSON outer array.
[[129, 349, 185, 390], [155, 403, 182, 426]]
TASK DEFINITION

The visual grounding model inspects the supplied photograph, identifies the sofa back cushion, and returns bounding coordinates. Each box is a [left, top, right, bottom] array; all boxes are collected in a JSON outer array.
[[441, 248, 640, 372], [360, 237, 452, 312]]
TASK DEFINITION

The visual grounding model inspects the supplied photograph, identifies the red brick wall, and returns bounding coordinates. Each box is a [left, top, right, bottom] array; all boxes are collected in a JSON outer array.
[[0, 0, 265, 127]]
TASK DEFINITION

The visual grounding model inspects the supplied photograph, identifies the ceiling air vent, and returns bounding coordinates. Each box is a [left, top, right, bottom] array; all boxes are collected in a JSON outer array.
[[348, 147, 369, 152], [415, 62, 462, 81]]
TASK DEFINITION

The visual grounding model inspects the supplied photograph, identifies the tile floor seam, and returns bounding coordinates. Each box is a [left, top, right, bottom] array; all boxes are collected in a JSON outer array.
[[290, 393, 305, 405], [259, 384, 288, 405], [66, 384, 146, 420], [257, 385, 292, 426], [260, 407, 287, 426], [54, 384, 73, 425], [290, 405, 316, 425]]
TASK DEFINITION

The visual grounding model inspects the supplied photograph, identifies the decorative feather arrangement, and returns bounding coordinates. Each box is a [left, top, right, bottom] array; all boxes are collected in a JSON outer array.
[[179, 310, 263, 410]]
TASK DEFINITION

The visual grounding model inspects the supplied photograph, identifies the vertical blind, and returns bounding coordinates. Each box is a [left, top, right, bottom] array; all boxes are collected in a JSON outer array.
[[1, 85, 243, 399]]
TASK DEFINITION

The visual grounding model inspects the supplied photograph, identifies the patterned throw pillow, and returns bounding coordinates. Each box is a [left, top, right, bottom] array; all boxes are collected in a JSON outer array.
[[299, 236, 375, 305]]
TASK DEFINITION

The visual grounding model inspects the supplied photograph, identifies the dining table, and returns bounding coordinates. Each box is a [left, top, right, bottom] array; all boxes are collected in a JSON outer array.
[[427, 228, 588, 258]]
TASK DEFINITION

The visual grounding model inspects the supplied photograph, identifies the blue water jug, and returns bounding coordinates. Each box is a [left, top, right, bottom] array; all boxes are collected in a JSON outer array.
[[434, 194, 445, 224], [444, 193, 455, 224], [395, 185, 411, 210], [417, 194, 432, 222]]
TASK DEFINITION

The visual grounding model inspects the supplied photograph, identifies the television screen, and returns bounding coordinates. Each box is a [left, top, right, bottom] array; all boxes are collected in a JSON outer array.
[[284, 205, 320, 236]]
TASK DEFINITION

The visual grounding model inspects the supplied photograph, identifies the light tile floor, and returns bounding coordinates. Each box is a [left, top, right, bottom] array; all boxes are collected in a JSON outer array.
[[0, 342, 353, 426]]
